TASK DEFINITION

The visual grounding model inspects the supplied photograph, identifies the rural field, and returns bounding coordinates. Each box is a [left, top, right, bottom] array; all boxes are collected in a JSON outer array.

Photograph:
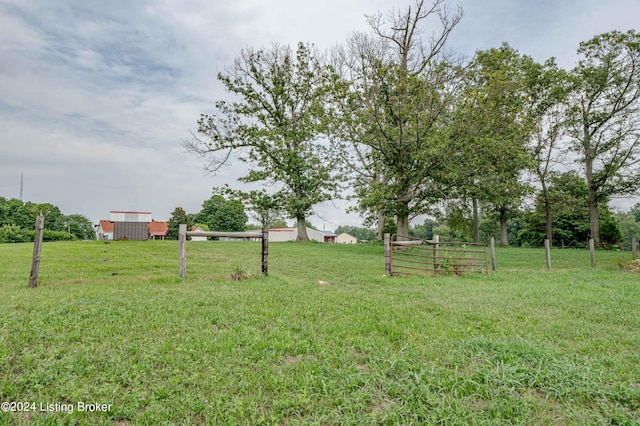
[[1, 240, 639, 425]]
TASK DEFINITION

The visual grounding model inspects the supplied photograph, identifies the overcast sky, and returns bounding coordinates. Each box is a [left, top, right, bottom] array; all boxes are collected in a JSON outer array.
[[1, 0, 638, 230]]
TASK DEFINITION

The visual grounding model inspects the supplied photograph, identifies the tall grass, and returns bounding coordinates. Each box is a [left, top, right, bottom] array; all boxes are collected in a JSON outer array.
[[1, 241, 638, 424]]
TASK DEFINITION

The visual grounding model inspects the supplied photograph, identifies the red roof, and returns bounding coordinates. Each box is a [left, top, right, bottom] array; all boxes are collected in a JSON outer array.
[[148, 221, 168, 236], [99, 220, 114, 232]]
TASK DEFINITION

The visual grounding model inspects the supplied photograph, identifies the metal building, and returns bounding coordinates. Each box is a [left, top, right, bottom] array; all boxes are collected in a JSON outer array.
[[110, 211, 152, 241], [113, 222, 149, 241]]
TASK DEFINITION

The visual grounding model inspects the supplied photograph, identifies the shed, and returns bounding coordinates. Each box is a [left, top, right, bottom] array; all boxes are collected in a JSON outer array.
[[190, 226, 207, 242]]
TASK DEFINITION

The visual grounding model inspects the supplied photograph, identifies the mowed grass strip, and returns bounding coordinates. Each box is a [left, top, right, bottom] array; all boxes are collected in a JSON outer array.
[[0, 241, 639, 424]]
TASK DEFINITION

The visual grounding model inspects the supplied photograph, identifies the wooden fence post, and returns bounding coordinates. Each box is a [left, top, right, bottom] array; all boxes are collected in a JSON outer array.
[[433, 234, 440, 271], [633, 237, 637, 260], [384, 233, 391, 276], [179, 224, 187, 279], [261, 228, 268, 276], [29, 215, 44, 288], [589, 239, 595, 269], [489, 237, 496, 271]]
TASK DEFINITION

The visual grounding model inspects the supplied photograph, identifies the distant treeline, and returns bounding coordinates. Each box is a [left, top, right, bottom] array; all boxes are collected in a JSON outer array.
[[0, 197, 95, 243], [339, 171, 639, 250]]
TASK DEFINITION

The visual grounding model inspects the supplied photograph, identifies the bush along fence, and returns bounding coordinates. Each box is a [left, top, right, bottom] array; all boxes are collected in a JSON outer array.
[[178, 225, 268, 279], [384, 233, 490, 277]]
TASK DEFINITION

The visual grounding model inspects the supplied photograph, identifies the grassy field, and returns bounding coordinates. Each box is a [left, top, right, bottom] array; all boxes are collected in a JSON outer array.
[[0, 240, 639, 425]]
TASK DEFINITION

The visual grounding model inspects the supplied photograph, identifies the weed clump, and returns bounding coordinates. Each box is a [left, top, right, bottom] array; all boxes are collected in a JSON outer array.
[[619, 258, 640, 273], [230, 266, 253, 281]]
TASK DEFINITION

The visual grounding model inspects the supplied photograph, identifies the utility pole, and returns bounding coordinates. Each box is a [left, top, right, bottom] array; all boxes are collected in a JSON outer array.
[[19, 172, 24, 201]]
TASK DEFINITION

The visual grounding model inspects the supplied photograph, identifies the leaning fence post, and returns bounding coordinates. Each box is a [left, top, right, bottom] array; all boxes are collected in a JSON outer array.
[[489, 237, 496, 271], [544, 239, 551, 271], [261, 227, 268, 276], [29, 215, 45, 288], [633, 237, 637, 260], [589, 239, 596, 269], [384, 233, 391, 276], [179, 224, 187, 279]]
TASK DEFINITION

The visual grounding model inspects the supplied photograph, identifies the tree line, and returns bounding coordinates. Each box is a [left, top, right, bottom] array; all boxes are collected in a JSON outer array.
[[184, 0, 640, 247], [166, 180, 638, 248], [0, 197, 95, 243]]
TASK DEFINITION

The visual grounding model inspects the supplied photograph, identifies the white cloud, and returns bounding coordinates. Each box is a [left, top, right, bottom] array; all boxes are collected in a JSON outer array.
[[0, 0, 638, 229]]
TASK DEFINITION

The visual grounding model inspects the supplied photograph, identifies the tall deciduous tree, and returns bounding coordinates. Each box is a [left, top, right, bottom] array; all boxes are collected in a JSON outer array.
[[449, 44, 535, 246], [566, 30, 640, 247], [331, 32, 390, 241], [518, 171, 621, 248], [184, 42, 338, 242], [167, 207, 189, 240], [332, 0, 463, 239], [526, 58, 570, 246]]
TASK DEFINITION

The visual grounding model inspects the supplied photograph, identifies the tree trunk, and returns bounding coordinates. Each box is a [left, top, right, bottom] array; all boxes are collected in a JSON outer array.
[[376, 208, 385, 242], [295, 216, 309, 242], [585, 157, 601, 247], [500, 208, 509, 247], [542, 180, 552, 246], [587, 188, 601, 248], [396, 214, 409, 241], [472, 198, 480, 243]]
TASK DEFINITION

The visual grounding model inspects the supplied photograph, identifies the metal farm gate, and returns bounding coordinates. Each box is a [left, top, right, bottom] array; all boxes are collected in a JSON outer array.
[[386, 234, 489, 276]]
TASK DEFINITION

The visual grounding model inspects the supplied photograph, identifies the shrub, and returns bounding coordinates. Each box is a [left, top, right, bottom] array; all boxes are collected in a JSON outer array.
[[0, 225, 30, 243], [1, 228, 77, 243]]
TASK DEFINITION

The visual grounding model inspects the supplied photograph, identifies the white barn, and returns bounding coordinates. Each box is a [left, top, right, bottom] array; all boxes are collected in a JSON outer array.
[[110, 211, 152, 223], [268, 227, 336, 243], [337, 232, 358, 244]]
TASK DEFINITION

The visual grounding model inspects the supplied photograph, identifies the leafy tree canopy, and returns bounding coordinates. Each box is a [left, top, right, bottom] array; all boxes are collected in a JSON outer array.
[[192, 194, 247, 233], [0, 197, 90, 241], [566, 29, 640, 246], [518, 172, 621, 248], [184, 42, 340, 241]]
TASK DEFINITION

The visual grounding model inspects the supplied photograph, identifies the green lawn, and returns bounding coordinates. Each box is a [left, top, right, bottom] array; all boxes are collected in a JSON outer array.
[[1, 241, 639, 424]]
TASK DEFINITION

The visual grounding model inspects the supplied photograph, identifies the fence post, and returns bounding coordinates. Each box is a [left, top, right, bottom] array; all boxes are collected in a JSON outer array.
[[633, 237, 637, 260], [589, 239, 595, 269], [384, 233, 391, 276], [29, 215, 45, 288], [544, 239, 551, 271], [433, 234, 440, 271], [179, 224, 187, 279], [489, 237, 496, 271], [261, 228, 268, 276]]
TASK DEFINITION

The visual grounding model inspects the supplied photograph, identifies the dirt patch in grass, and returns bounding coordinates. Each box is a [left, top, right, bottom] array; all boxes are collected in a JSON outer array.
[[283, 354, 301, 366]]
